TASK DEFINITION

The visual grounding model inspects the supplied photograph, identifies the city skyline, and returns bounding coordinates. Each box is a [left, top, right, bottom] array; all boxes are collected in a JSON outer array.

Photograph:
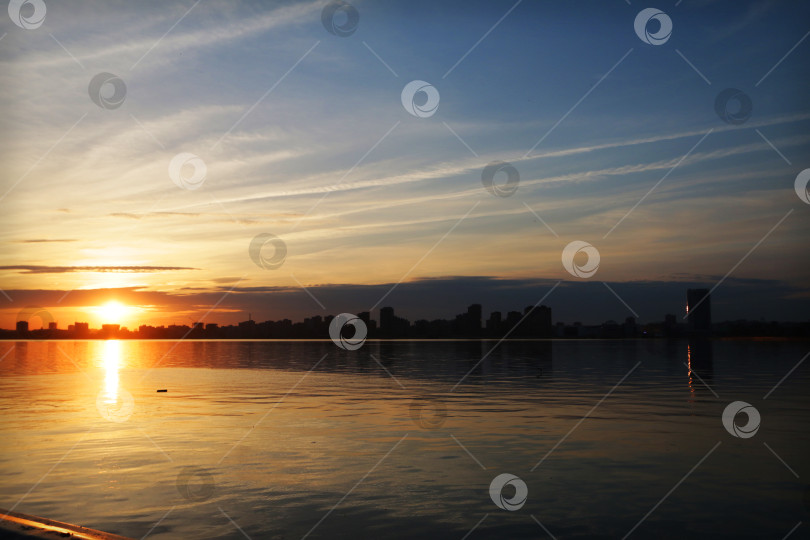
[[8, 288, 806, 339], [2, 273, 809, 330]]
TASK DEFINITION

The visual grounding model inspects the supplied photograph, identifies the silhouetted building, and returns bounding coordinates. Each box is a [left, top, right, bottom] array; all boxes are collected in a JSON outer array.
[[686, 289, 711, 335], [524, 305, 552, 337], [623, 316, 637, 338], [662, 313, 678, 337], [376, 307, 409, 337], [16, 321, 28, 334], [200, 323, 217, 338], [100, 324, 120, 338], [74, 322, 90, 337], [166, 324, 191, 338], [505, 311, 522, 333], [48, 322, 58, 331], [486, 311, 502, 335], [379, 307, 394, 335], [601, 320, 622, 338], [357, 311, 376, 334], [466, 304, 482, 336], [376, 307, 410, 338]]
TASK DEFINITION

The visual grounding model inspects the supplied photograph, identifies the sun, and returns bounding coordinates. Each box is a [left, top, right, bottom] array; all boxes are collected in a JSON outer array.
[[96, 301, 129, 324]]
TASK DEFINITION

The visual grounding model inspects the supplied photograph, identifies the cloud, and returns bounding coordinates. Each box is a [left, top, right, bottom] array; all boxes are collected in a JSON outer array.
[[17, 239, 78, 243], [0, 0, 322, 72], [178, 113, 810, 215], [0, 265, 199, 274]]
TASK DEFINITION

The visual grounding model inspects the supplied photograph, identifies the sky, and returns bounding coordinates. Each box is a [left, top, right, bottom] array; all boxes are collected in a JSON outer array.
[[1, 0, 809, 328]]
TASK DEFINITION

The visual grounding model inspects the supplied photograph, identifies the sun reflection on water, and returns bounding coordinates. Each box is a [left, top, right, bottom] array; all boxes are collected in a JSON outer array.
[[102, 340, 122, 404]]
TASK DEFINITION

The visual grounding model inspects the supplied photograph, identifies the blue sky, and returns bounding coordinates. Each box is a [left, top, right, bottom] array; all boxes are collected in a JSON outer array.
[[1, 0, 809, 326]]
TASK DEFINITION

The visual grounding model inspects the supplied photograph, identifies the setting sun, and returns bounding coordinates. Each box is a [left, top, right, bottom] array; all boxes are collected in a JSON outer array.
[[95, 301, 130, 324]]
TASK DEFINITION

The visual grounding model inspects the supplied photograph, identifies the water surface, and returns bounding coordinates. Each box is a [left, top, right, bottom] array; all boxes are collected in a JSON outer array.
[[0, 339, 808, 539]]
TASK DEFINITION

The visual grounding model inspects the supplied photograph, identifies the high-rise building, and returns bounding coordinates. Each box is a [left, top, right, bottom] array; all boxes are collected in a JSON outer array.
[[380, 307, 394, 334], [686, 289, 711, 334], [16, 321, 28, 334], [358, 312, 376, 332], [466, 304, 482, 336], [535, 305, 553, 337], [505, 311, 522, 332], [518, 304, 552, 337], [100, 324, 120, 339], [486, 311, 502, 334]]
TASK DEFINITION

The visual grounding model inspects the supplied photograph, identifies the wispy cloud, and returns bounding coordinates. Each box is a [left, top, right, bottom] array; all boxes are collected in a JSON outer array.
[[0, 265, 198, 274], [0, 0, 322, 71], [16, 238, 78, 243]]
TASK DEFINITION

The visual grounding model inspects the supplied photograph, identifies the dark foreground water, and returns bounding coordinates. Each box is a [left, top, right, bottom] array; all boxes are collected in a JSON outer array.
[[0, 339, 808, 539]]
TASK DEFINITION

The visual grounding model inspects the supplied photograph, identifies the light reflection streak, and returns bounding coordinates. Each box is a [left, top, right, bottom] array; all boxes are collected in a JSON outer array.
[[102, 340, 122, 404], [687, 343, 695, 400]]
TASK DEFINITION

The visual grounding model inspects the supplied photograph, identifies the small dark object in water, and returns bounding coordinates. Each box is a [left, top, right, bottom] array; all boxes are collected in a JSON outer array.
[[157, 389, 168, 392]]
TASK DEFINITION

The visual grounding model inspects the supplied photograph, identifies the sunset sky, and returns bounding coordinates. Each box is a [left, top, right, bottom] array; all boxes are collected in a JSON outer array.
[[1, 0, 809, 329]]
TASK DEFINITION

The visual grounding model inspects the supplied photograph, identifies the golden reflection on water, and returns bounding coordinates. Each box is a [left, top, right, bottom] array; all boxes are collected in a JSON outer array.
[[102, 340, 122, 405]]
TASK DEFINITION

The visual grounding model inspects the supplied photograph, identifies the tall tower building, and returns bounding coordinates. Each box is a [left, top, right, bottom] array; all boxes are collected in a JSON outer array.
[[686, 289, 711, 334]]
